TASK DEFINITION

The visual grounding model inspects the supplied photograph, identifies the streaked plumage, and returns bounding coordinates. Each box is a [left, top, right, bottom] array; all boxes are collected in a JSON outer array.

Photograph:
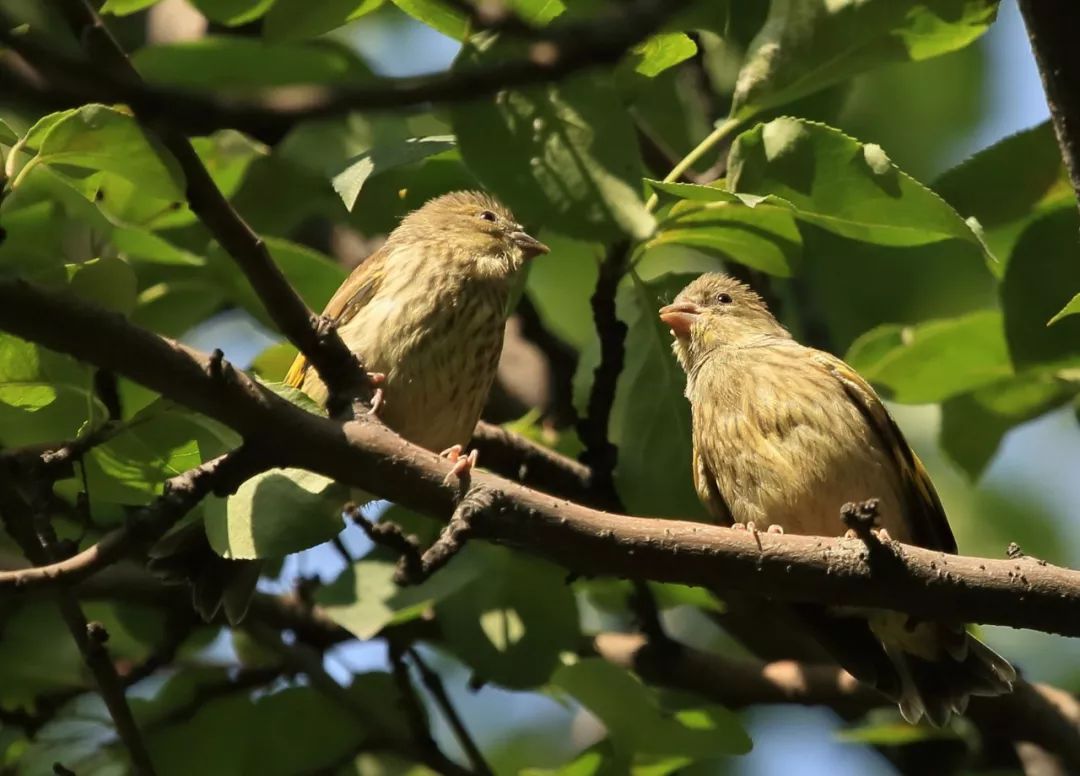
[[286, 190, 547, 454], [152, 191, 546, 623], [661, 273, 1014, 726]]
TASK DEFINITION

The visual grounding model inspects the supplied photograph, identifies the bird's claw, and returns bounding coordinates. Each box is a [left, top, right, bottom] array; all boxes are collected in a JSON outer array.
[[766, 524, 784, 534], [440, 445, 478, 485], [366, 372, 386, 416]]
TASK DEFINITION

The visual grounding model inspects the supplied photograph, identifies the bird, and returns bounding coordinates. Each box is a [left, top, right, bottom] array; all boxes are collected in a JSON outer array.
[[659, 272, 1015, 726], [151, 191, 548, 622], [285, 189, 548, 476]]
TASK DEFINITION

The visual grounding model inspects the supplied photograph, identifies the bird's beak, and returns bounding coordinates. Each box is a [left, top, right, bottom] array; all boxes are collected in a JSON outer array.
[[659, 301, 704, 338], [509, 229, 550, 259]]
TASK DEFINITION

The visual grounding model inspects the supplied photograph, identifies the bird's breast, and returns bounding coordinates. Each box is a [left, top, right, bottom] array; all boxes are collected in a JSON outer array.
[[337, 279, 508, 452]]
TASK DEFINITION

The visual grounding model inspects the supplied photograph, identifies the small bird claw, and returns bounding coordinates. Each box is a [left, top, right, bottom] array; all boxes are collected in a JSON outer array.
[[766, 524, 784, 534], [440, 445, 478, 485], [366, 373, 386, 416]]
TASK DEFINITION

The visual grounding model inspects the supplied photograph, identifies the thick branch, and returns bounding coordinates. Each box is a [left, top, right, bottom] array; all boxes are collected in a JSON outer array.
[[594, 632, 1080, 773], [1019, 0, 1080, 215], [0, 0, 687, 143], [1, 279, 1079, 636], [17, 0, 371, 413]]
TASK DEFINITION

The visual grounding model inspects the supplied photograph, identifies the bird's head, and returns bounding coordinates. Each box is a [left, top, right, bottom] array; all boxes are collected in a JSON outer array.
[[659, 273, 790, 373], [393, 190, 548, 280]]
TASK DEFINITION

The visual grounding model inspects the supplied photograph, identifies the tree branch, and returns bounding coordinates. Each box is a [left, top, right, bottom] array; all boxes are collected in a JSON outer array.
[[1, 279, 1079, 636], [407, 647, 493, 776], [593, 632, 1080, 773], [18, 0, 372, 414], [1019, 0, 1080, 216], [0, 0, 688, 143], [576, 241, 631, 509], [0, 446, 262, 593], [0, 472, 157, 775]]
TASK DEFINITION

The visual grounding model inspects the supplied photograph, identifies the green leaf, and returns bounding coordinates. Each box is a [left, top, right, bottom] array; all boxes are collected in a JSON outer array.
[[525, 231, 602, 351], [205, 467, 347, 559], [506, 0, 566, 25], [730, 0, 998, 121], [332, 135, 456, 211], [0, 333, 103, 446], [133, 38, 372, 88], [1049, 292, 1080, 326], [630, 32, 698, 78], [16, 105, 184, 201], [391, 0, 469, 40], [208, 237, 347, 330], [728, 118, 989, 256], [647, 196, 802, 277], [264, 0, 384, 39], [551, 659, 751, 757], [934, 121, 1075, 265], [610, 273, 709, 519], [0, 118, 17, 145], [143, 675, 409, 775], [845, 310, 1011, 403], [316, 551, 481, 640], [451, 40, 654, 241], [0, 606, 86, 706], [1001, 207, 1080, 370], [111, 227, 206, 266], [436, 545, 579, 689], [101, 0, 161, 14], [940, 374, 1074, 479], [189, 0, 276, 26], [133, 280, 225, 337], [66, 257, 138, 316], [84, 400, 240, 505]]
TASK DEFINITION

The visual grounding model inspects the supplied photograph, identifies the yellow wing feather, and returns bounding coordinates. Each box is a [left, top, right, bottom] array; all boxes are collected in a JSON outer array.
[[815, 353, 957, 553], [282, 246, 391, 393]]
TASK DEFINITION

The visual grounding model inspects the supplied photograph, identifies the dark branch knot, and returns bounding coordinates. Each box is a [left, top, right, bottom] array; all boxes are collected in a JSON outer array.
[[840, 498, 881, 539]]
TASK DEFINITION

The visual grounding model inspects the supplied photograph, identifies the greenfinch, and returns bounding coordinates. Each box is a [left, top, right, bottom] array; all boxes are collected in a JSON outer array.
[[660, 273, 1015, 725], [153, 191, 547, 620]]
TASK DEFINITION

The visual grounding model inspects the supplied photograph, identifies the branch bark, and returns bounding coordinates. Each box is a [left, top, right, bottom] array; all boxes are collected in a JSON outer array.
[[26, 0, 373, 414], [1019, 0, 1080, 216], [0, 0, 688, 143], [594, 631, 1080, 774], [1, 278, 1079, 636]]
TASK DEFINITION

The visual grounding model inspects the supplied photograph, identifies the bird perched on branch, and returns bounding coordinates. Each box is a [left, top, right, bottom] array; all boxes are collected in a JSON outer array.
[[660, 273, 1015, 726], [152, 191, 547, 621], [285, 189, 548, 474]]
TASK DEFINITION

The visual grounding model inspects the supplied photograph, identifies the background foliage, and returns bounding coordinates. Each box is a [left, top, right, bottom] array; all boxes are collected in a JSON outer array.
[[1, 0, 1078, 774]]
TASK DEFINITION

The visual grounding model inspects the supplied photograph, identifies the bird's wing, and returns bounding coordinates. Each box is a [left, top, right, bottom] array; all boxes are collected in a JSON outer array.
[[693, 445, 733, 525], [814, 352, 957, 553], [284, 246, 391, 389]]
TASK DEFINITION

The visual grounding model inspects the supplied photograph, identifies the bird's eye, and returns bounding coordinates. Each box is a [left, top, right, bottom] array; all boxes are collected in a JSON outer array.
[[716, 292, 733, 305], [479, 210, 497, 222]]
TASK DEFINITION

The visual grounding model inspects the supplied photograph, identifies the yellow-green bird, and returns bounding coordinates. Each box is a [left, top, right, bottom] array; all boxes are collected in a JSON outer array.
[[152, 191, 547, 620], [286, 190, 548, 478], [659, 273, 1015, 726]]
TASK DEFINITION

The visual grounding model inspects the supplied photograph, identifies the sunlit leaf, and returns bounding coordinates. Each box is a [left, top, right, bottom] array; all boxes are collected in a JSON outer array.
[[452, 39, 654, 241]]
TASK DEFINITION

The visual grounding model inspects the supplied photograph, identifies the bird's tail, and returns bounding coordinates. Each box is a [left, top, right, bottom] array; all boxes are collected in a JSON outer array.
[[871, 614, 1016, 726]]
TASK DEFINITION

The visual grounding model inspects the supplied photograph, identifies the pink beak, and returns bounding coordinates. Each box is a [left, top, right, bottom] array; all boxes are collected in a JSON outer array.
[[658, 301, 704, 338]]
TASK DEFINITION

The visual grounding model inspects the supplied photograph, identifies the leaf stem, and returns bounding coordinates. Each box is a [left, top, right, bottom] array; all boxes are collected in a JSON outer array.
[[645, 116, 741, 211]]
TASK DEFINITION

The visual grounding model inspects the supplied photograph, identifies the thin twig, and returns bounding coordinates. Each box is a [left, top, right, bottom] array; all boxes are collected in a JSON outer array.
[[0, 475, 157, 775], [0, 0, 689, 143], [35, 0, 372, 415], [387, 643, 473, 776], [0, 447, 263, 592], [407, 647, 493, 776]]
